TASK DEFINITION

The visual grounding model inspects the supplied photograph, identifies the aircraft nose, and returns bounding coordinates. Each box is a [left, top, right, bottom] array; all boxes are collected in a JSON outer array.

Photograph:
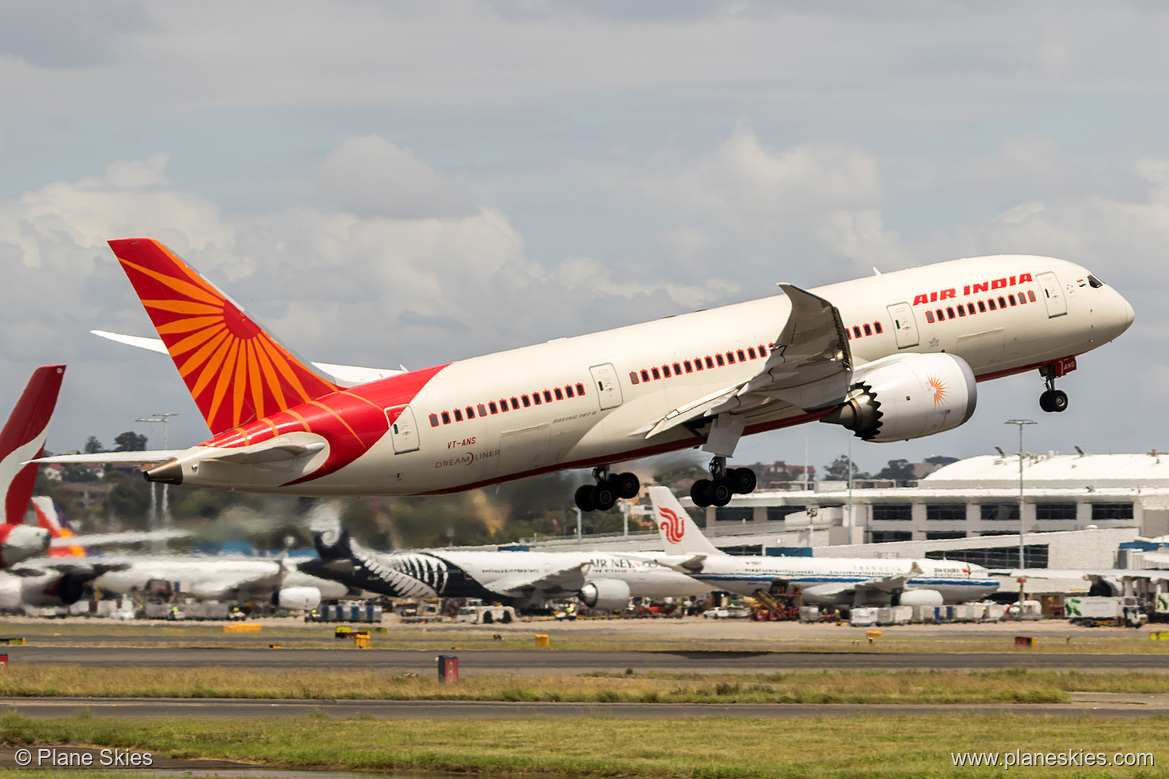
[[1109, 288, 1135, 339]]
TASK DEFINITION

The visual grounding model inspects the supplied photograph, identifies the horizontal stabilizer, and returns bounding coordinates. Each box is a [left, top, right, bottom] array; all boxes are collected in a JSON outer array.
[[32, 450, 185, 466], [92, 329, 404, 388]]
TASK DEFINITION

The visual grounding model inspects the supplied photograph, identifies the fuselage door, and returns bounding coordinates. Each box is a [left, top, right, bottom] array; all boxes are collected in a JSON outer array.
[[886, 302, 919, 349], [387, 405, 420, 454], [589, 363, 623, 410], [1037, 272, 1067, 318]]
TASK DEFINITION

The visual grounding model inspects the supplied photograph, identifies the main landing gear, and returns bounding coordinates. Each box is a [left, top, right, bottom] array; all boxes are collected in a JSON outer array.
[[574, 466, 640, 512], [1038, 368, 1069, 413], [690, 456, 757, 508]]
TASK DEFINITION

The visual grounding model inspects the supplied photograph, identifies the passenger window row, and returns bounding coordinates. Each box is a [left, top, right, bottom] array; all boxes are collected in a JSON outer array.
[[427, 382, 588, 427], [627, 344, 770, 386], [845, 321, 884, 340], [924, 290, 1037, 324]]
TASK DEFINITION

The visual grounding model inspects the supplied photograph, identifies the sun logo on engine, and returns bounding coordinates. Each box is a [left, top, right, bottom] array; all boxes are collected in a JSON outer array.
[[927, 375, 947, 406]]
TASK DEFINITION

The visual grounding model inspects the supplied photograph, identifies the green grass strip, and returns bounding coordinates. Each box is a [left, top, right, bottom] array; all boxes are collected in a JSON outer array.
[[0, 710, 1164, 778]]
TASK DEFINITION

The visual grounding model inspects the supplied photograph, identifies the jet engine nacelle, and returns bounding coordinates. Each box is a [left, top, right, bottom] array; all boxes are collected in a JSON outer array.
[[579, 579, 632, 612], [276, 586, 322, 611], [0, 574, 21, 611], [897, 589, 944, 608], [22, 573, 86, 607], [821, 353, 977, 441]]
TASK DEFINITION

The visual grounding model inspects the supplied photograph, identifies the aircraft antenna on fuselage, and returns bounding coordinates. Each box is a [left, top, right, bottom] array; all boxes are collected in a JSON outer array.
[[107, 239, 340, 435]]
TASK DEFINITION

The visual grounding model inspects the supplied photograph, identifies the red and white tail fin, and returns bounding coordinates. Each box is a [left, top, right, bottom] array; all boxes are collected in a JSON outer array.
[[646, 486, 722, 556], [32, 496, 86, 558], [107, 239, 339, 435], [0, 365, 65, 526]]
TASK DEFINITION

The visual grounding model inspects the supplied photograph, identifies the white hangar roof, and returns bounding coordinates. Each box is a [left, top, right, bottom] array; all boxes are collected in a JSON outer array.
[[922, 452, 1169, 491]]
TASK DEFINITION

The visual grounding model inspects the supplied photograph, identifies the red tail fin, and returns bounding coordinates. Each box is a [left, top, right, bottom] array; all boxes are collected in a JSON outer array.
[[0, 365, 65, 525], [108, 239, 339, 435]]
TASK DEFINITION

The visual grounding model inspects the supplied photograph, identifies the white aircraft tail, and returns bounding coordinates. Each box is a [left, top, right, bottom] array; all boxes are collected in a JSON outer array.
[[646, 486, 721, 555]]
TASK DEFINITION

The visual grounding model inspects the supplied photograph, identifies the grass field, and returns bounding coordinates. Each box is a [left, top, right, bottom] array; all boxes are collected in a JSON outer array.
[[6, 617, 1169, 654], [6, 665, 1169, 704], [0, 710, 1162, 778]]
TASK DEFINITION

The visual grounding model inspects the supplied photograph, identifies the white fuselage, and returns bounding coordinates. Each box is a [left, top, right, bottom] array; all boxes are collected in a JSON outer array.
[[337, 546, 713, 604], [164, 255, 1134, 495], [682, 556, 999, 605], [92, 556, 349, 601]]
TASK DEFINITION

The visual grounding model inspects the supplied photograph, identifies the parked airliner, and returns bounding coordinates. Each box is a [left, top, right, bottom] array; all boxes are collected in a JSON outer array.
[[647, 487, 999, 607], [44, 239, 1133, 511], [306, 502, 712, 611]]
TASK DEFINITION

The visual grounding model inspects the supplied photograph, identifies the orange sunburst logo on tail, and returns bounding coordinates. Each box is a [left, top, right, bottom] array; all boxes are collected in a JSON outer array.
[[927, 375, 947, 406], [109, 239, 339, 435]]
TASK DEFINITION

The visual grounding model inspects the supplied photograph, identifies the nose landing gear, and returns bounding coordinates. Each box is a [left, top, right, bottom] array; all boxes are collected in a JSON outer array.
[[690, 457, 758, 508], [574, 466, 641, 512], [1038, 367, 1069, 413]]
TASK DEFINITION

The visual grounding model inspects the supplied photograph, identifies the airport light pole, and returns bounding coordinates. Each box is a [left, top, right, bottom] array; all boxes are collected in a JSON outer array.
[[137, 412, 178, 528], [1006, 419, 1036, 602]]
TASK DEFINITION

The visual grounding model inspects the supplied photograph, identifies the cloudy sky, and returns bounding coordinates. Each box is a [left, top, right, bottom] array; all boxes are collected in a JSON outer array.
[[1, 1, 1166, 477]]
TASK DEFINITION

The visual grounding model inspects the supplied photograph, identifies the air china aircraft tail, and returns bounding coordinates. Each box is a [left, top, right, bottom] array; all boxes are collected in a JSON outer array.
[[647, 486, 721, 556], [107, 239, 339, 435]]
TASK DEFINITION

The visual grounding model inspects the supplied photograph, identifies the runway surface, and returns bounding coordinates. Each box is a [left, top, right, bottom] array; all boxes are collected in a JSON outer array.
[[9, 645, 1169, 673], [4, 694, 1168, 720]]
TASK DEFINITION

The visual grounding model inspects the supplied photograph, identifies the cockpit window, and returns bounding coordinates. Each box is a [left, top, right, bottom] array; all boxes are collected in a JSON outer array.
[[1088, 274, 1105, 288]]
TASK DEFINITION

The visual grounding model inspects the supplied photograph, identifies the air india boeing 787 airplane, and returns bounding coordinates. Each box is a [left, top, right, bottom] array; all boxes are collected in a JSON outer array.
[[44, 239, 1133, 510]]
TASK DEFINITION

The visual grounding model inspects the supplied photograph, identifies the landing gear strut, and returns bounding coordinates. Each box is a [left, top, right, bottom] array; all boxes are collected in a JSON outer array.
[[1038, 368, 1069, 413], [690, 457, 758, 508], [574, 466, 640, 512]]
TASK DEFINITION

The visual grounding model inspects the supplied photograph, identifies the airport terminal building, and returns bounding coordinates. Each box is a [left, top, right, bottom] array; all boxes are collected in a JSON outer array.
[[527, 452, 1169, 570]]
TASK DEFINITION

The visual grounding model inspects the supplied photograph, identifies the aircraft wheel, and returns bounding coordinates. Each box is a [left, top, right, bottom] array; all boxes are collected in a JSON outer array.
[[691, 479, 713, 508], [1039, 389, 1069, 413], [728, 467, 757, 495], [592, 483, 617, 511], [710, 478, 733, 507], [574, 484, 596, 512], [613, 472, 640, 500]]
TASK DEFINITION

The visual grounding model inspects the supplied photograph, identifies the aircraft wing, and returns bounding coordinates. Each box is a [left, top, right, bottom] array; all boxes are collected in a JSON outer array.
[[643, 284, 851, 440], [51, 529, 192, 548], [91, 330, 405, 387], [8, 560, 129, 578], [653, 554, 708, 573], [802, 563, 923, 599], [485, 562, 591, 597]]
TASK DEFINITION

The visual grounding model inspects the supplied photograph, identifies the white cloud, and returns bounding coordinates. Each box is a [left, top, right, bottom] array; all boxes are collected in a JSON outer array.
[[314, 135, 475, 219]]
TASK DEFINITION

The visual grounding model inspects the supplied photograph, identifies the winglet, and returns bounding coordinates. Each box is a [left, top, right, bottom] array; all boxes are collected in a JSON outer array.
[[0, 365, 65, 525], [108, 239, 339, 434]]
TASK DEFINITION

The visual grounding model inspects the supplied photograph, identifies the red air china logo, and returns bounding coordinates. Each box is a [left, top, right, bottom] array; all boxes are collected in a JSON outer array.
[[912, 273, 1034, 306], [659, 506, 685, 545]]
